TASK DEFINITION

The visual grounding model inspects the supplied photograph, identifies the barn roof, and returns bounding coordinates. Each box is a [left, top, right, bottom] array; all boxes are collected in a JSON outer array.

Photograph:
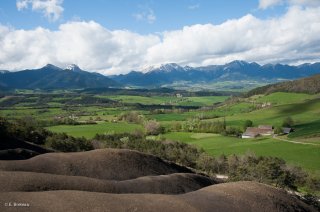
[[258, 125, 273, 130], [243, 127, 273, 136]]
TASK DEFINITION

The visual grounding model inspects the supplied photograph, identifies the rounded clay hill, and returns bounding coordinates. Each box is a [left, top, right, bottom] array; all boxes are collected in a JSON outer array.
[[0, 149, 316, 212]]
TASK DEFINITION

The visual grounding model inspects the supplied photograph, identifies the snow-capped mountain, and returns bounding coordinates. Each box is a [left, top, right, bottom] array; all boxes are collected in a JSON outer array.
[[0, 64, 119, 89], [111, 61, 320, 87], [143, 63, 186, 73]]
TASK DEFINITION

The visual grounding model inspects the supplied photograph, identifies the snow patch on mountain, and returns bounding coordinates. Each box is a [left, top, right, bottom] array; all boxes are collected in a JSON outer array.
[[65, 64, 82, 72]]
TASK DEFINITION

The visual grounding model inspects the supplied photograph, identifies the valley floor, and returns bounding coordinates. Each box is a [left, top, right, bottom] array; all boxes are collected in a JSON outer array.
[[1, 91, 320, 176]]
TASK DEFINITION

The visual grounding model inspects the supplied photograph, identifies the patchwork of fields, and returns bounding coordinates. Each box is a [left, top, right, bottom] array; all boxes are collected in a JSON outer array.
[[1, 91, 319, 175]]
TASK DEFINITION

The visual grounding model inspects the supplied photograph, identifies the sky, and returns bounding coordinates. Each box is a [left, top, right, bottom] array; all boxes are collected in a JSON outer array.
[[0, 0, 320, 75]]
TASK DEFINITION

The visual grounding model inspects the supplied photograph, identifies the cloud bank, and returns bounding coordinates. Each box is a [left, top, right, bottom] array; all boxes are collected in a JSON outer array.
[[16, 0, 64, 21], [1, 6, 320, 75]]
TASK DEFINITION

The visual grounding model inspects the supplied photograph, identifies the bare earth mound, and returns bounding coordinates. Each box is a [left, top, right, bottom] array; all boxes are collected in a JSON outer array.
[[0, 182, 315, 212], [0, 149, 192, 180], [0, 149, 315, 211], [0, 171, 214, 194]]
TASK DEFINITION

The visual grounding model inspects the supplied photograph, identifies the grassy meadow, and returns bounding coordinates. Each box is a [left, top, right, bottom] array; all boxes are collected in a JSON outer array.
[[46, 122, 143, 139], [164, 132, 320, 173]]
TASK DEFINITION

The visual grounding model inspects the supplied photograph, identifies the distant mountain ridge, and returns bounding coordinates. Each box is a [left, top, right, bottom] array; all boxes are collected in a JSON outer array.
[[111, 61, 320, 87], [1, 61, 320, 90], [0, 64, 119, 90]]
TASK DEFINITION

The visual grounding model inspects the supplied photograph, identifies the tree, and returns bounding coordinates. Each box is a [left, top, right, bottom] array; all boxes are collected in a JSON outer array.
[[228, 154, 240, 173], [144, 120, 164, 135], [306, 175, 320, 192], [183, 118, 200, 132], [216, 154, 228, 173], [223, 127, 242, 137], [243, 120, 253, 130], [118, 111, 144, 124], [197, 153, 216, 174], [45, 133, 93, 152], [274, 126, 283, 135], [282, 117, 294, 127]]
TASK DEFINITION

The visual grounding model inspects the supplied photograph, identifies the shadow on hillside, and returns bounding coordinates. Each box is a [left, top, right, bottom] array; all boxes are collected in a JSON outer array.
[[277, 98, 320, 115], [288, 120, 320, 139]]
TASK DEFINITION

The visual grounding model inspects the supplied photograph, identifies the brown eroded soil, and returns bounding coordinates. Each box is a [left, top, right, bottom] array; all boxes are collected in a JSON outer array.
[[0, 148, 315, 212]]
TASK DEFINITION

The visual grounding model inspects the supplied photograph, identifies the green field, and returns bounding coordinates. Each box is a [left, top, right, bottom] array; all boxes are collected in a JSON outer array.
[[288, 119, 320, 140], [164, 132, 320, 173], [99, 95, 228, 106], [46, 122, 143, 139], [178, 96, 229, 106], [98, 95, 173, 105], [254, 92, 317, 105]]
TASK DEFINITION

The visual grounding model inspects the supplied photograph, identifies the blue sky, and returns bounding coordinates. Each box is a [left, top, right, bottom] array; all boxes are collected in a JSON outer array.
[[0, 0, 319, 74], [1, 0, 286, 33]]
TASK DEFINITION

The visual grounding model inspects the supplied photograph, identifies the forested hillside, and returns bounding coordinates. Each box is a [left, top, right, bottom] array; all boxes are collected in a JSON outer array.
[[245, 74, 320, 96]]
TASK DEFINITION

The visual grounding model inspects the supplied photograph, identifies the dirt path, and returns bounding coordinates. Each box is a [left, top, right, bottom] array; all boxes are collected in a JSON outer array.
[[273, 135, 320, 146]]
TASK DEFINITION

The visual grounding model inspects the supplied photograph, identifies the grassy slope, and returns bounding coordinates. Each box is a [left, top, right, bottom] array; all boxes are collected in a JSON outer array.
[[183, 92, 320, 140], [254, 92, 314, 105], [226, 93, 320, 139], [164, 132, 320, 173], [152, 92, 320, 132], [288, 119, 320, 140]]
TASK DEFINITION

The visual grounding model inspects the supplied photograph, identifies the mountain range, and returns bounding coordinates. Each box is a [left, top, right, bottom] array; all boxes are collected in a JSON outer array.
[[0, 64, 118, 90], [111, 61, 320, 87], [0, 61, 320, 90]]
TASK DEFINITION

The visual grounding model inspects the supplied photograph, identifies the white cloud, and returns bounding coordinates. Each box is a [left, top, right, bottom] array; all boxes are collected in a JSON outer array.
[[133, 8, 156, 24], [1, 6, 320, 75], [0, 21, 160, 74], [16, 0, 64, 21], [259, 0, 320, 9], [146, 6, 320, 66]]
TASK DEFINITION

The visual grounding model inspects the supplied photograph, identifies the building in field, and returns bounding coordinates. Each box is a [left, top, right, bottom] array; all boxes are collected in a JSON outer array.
[[242, 125, 274, 138], [282, 127, 292, 134], [241, 128, 260, 138], [257, 125, 273, 135]]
